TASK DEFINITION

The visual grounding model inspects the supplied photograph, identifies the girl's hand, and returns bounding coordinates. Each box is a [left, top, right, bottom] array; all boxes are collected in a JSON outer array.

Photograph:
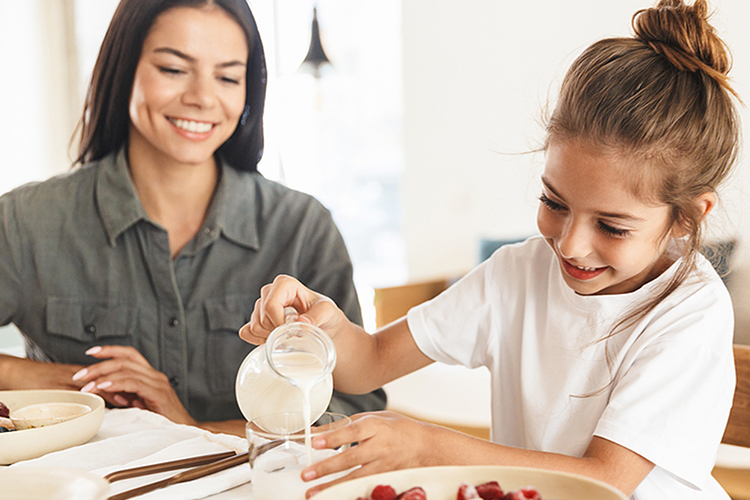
[[239, 274, 348, 346], [72, 345, 197, 426], [301, 411, 436, 497]]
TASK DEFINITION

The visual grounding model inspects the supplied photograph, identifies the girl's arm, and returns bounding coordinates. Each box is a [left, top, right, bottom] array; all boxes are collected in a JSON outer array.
[[304, 416, 654, 498], [240, 275, 433, 393]]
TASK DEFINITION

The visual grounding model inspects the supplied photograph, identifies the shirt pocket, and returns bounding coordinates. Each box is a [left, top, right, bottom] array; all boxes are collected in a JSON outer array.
[[46, 297, 138, 345], [204, 295, 256, 395]]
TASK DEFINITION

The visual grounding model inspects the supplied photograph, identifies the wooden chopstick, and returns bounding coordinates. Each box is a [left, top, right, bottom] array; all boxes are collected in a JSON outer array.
[[107, 451, 249, 500], [104, 450, 237, 482]]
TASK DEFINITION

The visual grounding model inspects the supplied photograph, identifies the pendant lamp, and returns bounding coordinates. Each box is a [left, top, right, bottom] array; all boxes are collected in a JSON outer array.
[[299, 6, 331, 78]]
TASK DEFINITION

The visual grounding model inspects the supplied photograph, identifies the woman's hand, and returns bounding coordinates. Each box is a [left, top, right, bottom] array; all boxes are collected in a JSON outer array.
[[301, 412, 438, 497], [239, 274, 348, 346], [72, 345, 197, 426], [0, 355, 85, 391]]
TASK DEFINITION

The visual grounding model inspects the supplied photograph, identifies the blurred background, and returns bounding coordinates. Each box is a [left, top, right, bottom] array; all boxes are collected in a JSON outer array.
[[1, 0, 749, 351]]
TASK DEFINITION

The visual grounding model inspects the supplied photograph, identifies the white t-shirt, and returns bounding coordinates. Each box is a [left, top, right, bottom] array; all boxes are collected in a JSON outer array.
[[407, 236, 735, 499]]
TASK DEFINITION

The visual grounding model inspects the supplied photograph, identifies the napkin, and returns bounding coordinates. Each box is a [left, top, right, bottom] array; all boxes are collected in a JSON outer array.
[[11, 408, 253, 499]]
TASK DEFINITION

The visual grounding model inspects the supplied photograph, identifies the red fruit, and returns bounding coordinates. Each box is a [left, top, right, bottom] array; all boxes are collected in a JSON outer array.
[[396, 487, 427, 500], [503, 488, 541, 500], [457, 482, 481, 499], [476, 481, 504, 500], [371, 485, 398, 500]]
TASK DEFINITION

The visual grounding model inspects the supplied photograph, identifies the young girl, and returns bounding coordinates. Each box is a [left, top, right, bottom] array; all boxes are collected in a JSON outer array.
[[241, 0, 740, 497]]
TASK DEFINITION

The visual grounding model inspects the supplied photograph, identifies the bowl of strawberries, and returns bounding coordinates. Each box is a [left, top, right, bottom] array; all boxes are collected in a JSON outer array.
[[313, 465, 627, 500]]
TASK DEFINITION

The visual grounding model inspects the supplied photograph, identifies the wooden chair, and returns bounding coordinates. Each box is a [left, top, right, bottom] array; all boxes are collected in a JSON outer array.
[[373, 278, 451, 328], [713, 344, 750, 500]]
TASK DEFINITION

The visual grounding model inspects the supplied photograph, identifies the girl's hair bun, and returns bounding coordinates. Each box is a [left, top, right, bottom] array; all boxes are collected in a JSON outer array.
[[632, 0, 737, 96]]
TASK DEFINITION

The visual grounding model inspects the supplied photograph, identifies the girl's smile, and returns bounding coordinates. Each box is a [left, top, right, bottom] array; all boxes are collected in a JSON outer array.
[[537, 139, 677, 295]]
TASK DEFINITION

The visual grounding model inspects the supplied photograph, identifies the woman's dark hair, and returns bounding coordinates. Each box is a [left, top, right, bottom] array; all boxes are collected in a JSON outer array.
[[74, 0, 266, 172]]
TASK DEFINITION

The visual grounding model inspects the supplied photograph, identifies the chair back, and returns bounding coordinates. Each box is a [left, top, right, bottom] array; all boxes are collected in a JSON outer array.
[[373, 279, 451, 329], [722, 344, 750, 448]]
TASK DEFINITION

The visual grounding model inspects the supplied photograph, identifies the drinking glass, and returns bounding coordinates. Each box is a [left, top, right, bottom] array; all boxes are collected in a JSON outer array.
[[247, 412, 351, 500]]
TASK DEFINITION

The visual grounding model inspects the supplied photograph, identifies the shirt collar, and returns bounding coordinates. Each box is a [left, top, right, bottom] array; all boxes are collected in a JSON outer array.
[[96, 149, 148, 247], [203, 162, 260, 251], [95, 149, 260, 251]]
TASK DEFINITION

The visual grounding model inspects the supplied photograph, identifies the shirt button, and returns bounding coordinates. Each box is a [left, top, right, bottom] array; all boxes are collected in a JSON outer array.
[[85, 324, 96, 334], [169, 317, 180, 327], [169, 376, 180, 388]]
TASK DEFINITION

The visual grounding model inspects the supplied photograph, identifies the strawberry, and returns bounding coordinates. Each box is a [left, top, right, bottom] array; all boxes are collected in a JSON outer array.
[[503, 488, 541, 500], [396, 487, 427, 500], [476, 481, 505, 500], [371, 485, 398, 500], [457, 482, 481, 499]]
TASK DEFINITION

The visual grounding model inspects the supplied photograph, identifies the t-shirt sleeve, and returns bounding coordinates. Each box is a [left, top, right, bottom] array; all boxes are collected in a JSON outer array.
[[407, 249, 508, 369], [594, 281, 735, 489]]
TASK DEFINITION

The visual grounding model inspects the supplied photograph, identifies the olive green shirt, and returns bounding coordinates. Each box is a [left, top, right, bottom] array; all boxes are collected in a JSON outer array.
[[0, 150, 385, 420]]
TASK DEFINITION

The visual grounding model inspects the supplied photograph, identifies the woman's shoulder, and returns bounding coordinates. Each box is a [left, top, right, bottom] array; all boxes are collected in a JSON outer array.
[[0, 163, 99, 213], [227, 169, 331, 217]]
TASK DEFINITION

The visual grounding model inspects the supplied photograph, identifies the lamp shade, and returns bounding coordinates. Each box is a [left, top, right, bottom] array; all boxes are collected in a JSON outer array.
[[299, 7, 331, 78]]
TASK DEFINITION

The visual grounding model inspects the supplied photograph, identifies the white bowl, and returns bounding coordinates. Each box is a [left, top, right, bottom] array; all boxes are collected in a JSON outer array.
[[11, 402, 92, 429], [313, 465, 628, 500], [0, 467, 109, 500], [0, 390, 104, 464]]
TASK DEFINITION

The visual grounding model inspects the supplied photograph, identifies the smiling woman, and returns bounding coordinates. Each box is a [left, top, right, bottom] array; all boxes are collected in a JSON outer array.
[[0, 0, 386, 436]]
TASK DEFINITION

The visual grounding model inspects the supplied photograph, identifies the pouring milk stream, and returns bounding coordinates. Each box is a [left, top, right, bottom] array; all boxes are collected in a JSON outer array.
[[235, 307, 336, 464]]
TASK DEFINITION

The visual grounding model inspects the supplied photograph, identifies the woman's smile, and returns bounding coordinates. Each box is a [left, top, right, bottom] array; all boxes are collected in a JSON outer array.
[[167, 116, 217, 138]]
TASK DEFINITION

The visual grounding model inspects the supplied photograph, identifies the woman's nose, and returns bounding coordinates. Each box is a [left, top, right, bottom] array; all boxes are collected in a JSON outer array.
[[558, 220, 592, 259], [183, 76, 215, 108]]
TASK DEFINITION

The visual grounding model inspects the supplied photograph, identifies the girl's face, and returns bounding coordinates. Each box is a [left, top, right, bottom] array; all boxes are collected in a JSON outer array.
[[128, 6, 248, 168], [537, 139, 677, 295]]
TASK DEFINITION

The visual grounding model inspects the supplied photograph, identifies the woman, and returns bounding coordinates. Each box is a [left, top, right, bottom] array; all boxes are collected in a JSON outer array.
[[0, 0, 385, 436]]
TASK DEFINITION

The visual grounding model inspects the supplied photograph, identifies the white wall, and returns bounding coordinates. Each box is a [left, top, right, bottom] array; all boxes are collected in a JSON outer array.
[[401, 0, 750, 282]]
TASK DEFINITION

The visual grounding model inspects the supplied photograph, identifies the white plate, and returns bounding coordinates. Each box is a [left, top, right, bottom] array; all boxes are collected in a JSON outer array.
[[0, 467, 109, 500], [314, 465, 628, 500], [0, 390, 105, 464]]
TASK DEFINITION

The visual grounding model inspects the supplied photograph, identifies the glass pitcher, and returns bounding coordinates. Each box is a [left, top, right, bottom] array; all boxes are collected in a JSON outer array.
[[235, 307, 336, 433]]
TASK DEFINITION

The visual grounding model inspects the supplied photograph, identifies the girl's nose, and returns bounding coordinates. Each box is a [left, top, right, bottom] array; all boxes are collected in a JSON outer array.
[[557, 220, 592, 259]]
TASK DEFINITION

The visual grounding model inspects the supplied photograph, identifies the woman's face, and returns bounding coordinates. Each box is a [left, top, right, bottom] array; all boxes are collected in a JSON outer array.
[[536, 139, 677, 295], [128, 6, 248, 168]]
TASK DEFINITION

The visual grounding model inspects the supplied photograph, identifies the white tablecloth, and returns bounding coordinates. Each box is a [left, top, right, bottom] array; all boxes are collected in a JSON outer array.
[[10, 408, 254, 499]]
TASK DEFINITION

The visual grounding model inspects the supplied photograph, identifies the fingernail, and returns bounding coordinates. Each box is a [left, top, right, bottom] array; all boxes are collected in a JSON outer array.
[[81, 381, 96, 393], [302, 468, 317, 481], [113, 395, 128, 406], [96, 381, 113, 390], [312, 437, 326, 448], [85, 346, 102, 355], [72, 368, 88, 381]]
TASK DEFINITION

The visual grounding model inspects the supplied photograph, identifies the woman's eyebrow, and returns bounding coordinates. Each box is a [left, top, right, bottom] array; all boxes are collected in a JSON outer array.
[[153, 47, 246, 68], [541, 177, 645, 222]]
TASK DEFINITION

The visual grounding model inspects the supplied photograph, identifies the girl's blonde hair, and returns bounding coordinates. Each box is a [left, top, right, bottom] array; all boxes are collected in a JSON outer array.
[[545, 0, 741, 339]]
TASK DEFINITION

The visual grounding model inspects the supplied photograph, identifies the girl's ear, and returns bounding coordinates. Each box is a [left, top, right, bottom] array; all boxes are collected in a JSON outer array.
[[670, 191, 717, 238], [694, 191, 717, 221]]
